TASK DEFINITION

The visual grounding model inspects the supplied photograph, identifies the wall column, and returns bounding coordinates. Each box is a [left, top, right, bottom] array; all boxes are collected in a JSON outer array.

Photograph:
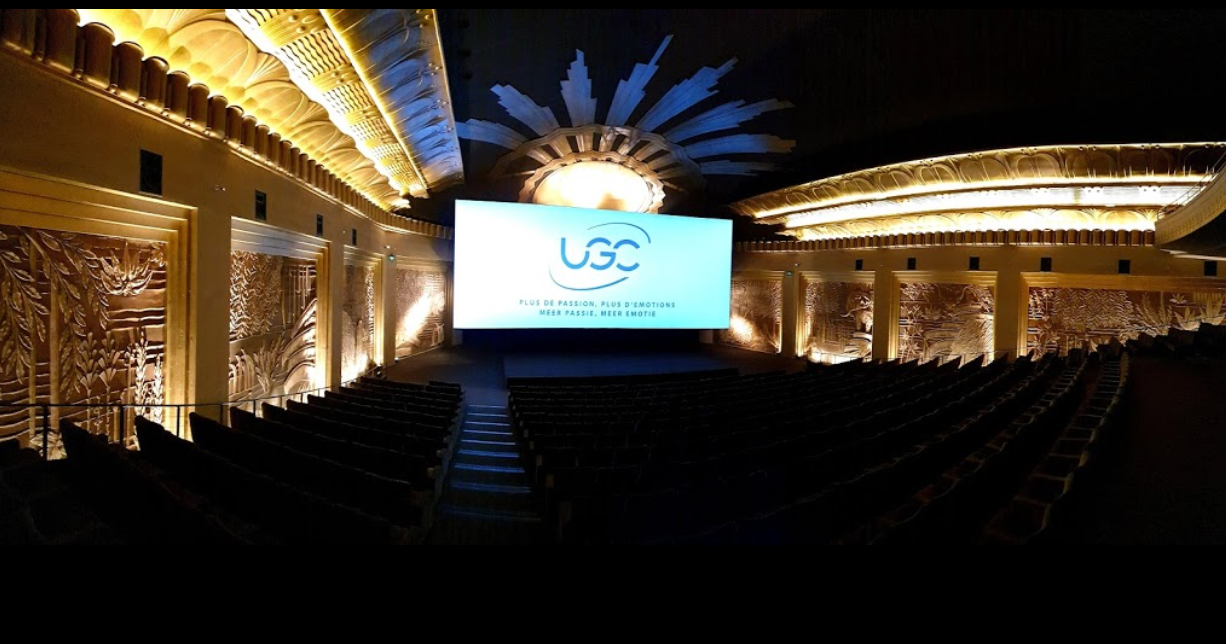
[[780, 270, 800, 356], [322, 239, 344, 387], [189, 205, 231, 421], [871, 268, 895, 362], [994, 265, 1023, 361], [381, 254, 398, 367]]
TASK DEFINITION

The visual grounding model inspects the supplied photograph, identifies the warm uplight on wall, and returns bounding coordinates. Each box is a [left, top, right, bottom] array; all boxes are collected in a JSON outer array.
[[807, 349, 861, 365], [728, 315, 758, 345], [533, 161, 657, 212]]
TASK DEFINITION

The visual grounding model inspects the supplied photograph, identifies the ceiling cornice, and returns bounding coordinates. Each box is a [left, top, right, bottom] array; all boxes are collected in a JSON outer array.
[[321, 9, 464, 195], [76, 8, 401, 210], [735, 143, 1226, 221], [734, 143, 1226, 240], [228, 8, 462, 200]]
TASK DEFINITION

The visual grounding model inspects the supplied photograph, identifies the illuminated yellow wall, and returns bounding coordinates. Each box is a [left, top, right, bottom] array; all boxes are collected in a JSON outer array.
[[0, 45, 453, 421], [736, 243, 1222, 363]]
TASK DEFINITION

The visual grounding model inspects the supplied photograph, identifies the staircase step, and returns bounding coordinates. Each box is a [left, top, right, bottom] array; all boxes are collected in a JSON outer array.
[[456, 453, 522, 468], [466, 420, 511, 427], [463, 428, 514, 437], [459, 438, 516, 447], [439, 504, 541, 523], [451, 481, 532, 495], [450, 462, 530, 486], [457, 449, 519, 459]]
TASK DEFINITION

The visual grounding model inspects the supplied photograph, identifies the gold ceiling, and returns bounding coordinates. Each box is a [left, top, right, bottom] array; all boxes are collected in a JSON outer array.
[[734, 143, 1226, 240], [76, 9, 463, 208]]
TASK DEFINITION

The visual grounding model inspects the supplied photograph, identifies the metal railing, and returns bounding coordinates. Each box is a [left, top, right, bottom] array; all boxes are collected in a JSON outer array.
[[0, 376, 364, 461]]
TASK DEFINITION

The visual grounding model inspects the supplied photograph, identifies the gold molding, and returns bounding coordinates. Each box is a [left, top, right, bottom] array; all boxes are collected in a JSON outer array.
[[1019, 272, 1226, 292], [343, 246, 382, 268], [735, 228, 1156, 253], [231, 217, 327, 261], [394, 257, 451, 272], [732, 269, 786, 282], [797, 270, 875, 285]]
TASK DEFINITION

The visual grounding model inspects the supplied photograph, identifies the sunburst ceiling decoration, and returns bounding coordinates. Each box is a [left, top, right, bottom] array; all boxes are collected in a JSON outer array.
[[457, 36, 795, 213]]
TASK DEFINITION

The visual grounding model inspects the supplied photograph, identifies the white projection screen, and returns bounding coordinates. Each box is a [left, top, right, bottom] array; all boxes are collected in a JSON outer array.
[[454, 200, 732, 329]]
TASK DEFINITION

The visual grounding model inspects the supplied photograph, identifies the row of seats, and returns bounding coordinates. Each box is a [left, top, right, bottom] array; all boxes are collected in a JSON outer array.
[[1127, 323, 1226, 359], [510, 355, 1087, 543], [721, 357, 1055, 544], [858, 351, 1092, 544], [51, 376, 464, 544], [983, 353, 1131, 544], [193, 413, 426, 526], [59, 418, 421, 544], [235, 377, 464, 504]]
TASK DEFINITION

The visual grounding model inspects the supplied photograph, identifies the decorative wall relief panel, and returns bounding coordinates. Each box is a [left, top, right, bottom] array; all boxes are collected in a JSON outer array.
[[341, 264, 376, 381], [803, 279, 873, 363], [395, 268, 447, 359], [718, 278, 782, 354], [898, 283, 995, 365], [1028, 287, 1226, 356], [228, 251, 317, 401], [0, 225, 166, 456]]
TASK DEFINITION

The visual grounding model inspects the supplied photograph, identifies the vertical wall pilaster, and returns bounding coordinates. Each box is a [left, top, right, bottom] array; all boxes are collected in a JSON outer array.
[[322, 241, 343, 386], [780, 270, 800, 356], [994, 265, 1023, 361], [189, 206, 231, 421], [381, 255, 397, 367], [871, 268, 895, 362]]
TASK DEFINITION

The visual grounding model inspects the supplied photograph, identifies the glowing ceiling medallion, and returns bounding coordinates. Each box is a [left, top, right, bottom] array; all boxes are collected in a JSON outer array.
[[458, 36, 795, 213]]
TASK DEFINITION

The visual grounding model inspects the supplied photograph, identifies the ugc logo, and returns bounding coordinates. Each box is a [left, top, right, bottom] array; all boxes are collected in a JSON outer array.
[[549, 222, 651, 291]]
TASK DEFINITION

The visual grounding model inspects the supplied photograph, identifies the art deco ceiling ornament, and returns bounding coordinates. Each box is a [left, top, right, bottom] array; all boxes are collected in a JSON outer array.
[[75, 9, 464, 209], [228, 9, 464, 200], [734, 143, 1226, 240], [458, 36, 795, 213]]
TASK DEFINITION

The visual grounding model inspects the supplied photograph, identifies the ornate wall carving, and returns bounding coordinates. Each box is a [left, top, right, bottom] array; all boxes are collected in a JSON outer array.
[[718, 278, 782, 354], [341, 264, 376, 381], [395, 268, 447, 358], [803, 279, 873, 363], [898, 283, 995, 365], [1028, 287, 1226, 356], [0, 225, 166, 455], [228, 251, 317, 401]]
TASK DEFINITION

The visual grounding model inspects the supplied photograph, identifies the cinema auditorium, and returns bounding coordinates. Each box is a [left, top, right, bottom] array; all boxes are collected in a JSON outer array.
[[2, 9, 1225, 544]]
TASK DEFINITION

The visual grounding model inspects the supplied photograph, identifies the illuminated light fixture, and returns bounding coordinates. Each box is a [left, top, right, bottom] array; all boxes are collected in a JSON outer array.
[[533, 160, 659, 212], [458, 36, 794, 213], [782, 184, 1196, 229]]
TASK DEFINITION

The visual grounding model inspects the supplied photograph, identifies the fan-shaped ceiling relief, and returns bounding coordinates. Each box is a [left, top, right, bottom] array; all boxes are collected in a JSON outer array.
[[457, 36, 796, 213]]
